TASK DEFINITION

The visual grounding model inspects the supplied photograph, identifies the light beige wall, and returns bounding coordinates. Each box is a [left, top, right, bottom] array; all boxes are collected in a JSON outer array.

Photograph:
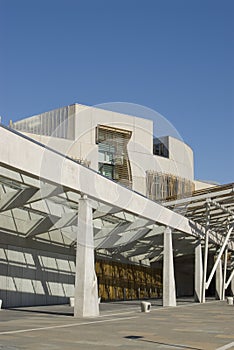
[[12, 104, 195, 196], [168, 137, 194, 180], [74, 104, 155, 193], [194, 180, 217, 191]]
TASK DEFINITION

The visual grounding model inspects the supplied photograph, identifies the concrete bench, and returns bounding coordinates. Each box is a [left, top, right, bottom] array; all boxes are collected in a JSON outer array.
[[227, 297, 233, 305], [141, 301, 151, 313]]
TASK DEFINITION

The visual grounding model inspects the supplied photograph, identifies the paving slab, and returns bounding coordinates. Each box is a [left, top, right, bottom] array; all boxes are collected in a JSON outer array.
[[0, 299, 233, 350]]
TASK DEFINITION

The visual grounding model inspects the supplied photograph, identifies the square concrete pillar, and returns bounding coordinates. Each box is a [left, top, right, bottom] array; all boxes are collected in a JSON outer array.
[[222, 248, 228, 301], [231, 274, 234, 297], [163, 227, 176, 307], [74, 195, 99, 317], [194, 241, 203, 302], [215, 257, 223, 300]]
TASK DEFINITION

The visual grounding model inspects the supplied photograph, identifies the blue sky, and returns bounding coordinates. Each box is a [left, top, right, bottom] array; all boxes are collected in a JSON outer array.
[[0, 0, 233, 184]]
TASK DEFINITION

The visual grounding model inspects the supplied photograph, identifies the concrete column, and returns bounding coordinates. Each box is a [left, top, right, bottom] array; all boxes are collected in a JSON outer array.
[[231, 274, 234, 297], [222, 248, 228, 301], [74, 195, 99, 318], [163, 227, 176, 307], [194, 241, 203, 302], [215, 257, 223, 300], [201, 202, 210, 303], [201, 231, 209, 303]]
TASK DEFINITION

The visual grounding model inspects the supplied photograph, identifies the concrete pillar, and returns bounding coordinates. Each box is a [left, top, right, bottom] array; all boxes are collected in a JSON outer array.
[[74, 195, 99, 317], [194, 241, 203, 302], [222, 248, 228, 301], [163, 227, 176, 307], [231, 274, 234, 297], [215, 257, 223, 300], [201, 232, 209, 303], [201, 202, 210, 303]]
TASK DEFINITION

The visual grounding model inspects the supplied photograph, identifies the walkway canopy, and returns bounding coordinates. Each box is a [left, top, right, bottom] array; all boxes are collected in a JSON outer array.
[[0, 125, 233, 315], [1, 125, 233, 258]]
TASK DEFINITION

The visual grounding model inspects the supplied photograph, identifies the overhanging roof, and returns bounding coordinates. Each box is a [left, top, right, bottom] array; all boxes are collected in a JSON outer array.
[[164, 184, 234, 238], [0, 125, 233, 264]]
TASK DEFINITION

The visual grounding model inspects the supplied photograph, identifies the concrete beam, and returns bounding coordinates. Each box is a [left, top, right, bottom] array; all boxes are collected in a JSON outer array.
[[49, 212, 77, 231], [27, 183, 67, 204], [164, 187, 234, 207], [93, 205, 122, 219], [96, 218, 153, 249], [0, 187, 38, 212], [26, 215, 59, 237]]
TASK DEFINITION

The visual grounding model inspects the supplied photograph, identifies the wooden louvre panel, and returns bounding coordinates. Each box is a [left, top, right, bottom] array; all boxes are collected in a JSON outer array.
[[146, 171, 195, 201], [96, 124, 132, 143], [97, 125, 132, 187]]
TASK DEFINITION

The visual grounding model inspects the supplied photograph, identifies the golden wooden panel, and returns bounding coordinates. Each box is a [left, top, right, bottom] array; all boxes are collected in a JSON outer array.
[[96, 259, 162, 301]]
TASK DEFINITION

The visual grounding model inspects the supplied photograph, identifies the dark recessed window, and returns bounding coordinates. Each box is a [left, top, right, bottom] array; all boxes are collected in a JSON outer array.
[[153, 138, 169, 158]]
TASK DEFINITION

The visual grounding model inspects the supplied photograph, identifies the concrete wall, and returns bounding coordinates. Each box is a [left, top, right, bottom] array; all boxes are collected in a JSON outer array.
[[0, 233, 75, 308], [194, 180, 218, 191], [13, 103, 195, 197]]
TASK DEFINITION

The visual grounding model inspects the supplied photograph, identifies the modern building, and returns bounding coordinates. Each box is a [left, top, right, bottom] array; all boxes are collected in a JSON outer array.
[[0, 103, 233, 317], [10, 103, 214, 197]]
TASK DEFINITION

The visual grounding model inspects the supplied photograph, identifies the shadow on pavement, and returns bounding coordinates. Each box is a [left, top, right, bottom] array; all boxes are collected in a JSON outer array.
[[124, 335, 203, 350]]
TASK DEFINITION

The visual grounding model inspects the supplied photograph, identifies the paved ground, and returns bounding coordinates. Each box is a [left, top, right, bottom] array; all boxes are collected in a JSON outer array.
[[0, 299, 233, 350]]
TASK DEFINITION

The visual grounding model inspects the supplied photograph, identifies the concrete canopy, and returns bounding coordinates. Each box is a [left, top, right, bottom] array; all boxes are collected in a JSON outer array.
[[0, 125, 234, 264]]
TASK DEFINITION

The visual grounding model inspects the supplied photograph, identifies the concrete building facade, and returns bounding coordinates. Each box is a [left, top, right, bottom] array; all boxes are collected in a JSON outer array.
[[11, 103, 197, 199], [0, 104, 233, 315]]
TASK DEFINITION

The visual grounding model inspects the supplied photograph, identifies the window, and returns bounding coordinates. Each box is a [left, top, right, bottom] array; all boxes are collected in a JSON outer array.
[[153, 138, 169, 158]]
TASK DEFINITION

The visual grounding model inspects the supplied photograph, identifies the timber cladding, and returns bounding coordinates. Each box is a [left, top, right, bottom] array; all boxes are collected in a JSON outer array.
[[96, 259, 162, 301]]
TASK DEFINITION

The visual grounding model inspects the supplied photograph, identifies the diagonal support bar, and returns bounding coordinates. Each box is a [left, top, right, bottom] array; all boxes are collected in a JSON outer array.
[[205, 226, 233, 289], [207, 198, 234, 217], [225, 268, 234, 290]]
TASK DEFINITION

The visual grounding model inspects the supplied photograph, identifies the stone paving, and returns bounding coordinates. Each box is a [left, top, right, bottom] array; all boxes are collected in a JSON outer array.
[[0, 299, 233, 350]]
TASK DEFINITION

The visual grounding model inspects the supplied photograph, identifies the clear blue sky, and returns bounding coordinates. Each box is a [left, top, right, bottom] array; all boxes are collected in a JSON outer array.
[[0, 0, 233, 184]]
